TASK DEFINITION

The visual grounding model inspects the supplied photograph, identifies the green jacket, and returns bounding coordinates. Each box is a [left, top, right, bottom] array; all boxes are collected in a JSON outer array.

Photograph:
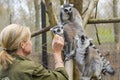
[[0, 54, 68, 80]]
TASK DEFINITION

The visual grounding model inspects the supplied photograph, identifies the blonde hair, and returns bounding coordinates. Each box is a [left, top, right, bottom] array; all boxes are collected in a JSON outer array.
[[0, 24, 31, 69]]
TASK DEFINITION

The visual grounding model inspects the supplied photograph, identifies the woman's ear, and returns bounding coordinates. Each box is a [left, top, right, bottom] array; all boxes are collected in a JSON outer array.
[[19, 41, 25, 49]]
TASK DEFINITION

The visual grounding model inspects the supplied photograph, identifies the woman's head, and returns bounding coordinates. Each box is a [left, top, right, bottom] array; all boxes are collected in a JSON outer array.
[[0, 24, 32, 69], [0, 24, 31, 51]]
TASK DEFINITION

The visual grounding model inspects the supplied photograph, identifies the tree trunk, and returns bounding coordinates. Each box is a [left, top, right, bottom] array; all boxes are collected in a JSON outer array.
[[73, 0, 83, 80], [113, 0, 120, 51], [65, 59, 74, 80], [74, 0, 83, 15], [60, 0, 64, 5], [83, 0, 99, 28], [44, 0, 57, 27], [34, 0, 40, 52]]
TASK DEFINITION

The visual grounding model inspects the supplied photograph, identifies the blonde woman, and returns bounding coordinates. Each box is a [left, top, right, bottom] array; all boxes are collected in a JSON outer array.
[[0, 24, 68, 80]]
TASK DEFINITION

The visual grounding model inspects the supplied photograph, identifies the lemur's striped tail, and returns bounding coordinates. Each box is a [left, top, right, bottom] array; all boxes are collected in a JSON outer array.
[[89, 42, 115, 75]]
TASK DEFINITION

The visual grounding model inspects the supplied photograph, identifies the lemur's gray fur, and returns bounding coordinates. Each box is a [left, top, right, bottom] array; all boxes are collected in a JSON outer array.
[[74, 34, 115, 80], [60, 4, 84, 35], [89, 42, 115, 75], [74, 34, 103, 80]]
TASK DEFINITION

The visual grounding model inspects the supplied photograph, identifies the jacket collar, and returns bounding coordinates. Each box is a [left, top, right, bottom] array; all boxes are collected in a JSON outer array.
[[11, 53, 30, 60]]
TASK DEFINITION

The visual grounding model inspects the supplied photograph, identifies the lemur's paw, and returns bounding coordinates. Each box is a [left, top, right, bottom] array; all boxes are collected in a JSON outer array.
[[65, 56, 71, 61], [64, 55, 73, 61]]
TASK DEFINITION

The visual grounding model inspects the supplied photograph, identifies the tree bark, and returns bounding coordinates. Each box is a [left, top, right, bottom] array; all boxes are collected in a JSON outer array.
[[74, 0, 83, 15], [44, 0, 57, 27], [31, 26, 51, 37], [72, 0, 83, 80], [60, 0, 64, 5], [65, 59, 74, 80]]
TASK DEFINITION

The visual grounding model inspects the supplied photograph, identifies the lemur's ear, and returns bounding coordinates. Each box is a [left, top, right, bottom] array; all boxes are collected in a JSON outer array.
[[50, 28, 55, 34], [50, 28, 53, 31], [61, 26, 63, 29], [81, 35, 85, 40], [50, 26, 55, 32], [50, 26, 56, 31], [69, 4, 74, 7], [57, 24, 63, 30], [88, 38, 93, 41], [61, 5, 64, 8]]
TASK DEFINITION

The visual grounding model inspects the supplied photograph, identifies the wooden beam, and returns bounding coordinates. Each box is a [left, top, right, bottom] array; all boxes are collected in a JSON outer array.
[[88, 18, 120, 24]]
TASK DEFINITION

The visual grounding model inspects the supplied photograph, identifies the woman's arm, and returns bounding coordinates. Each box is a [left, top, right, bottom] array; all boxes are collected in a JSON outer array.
[[52, 34, 64, 68], [32, 34, 68, 80]]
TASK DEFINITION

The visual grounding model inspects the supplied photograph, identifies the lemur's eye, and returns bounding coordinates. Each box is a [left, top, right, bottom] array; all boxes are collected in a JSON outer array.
[[61, 27, 63, 29], [64, 9, 68, 12], [53, 31, 56, 34], [69, 8, 71, 11], [57, 29, 61, 32], [81, 35, 85, 42]]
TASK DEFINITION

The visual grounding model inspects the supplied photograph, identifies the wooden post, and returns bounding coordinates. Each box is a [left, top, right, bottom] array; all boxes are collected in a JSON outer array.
[[41, 1, 48, 69], [65, 59, 73, 80]]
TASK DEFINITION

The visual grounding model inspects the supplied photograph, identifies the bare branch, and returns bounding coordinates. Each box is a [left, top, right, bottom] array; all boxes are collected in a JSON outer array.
[[31, 26, 51, 37], [83, 0, 99, 28], [31, 17, 120, 38]]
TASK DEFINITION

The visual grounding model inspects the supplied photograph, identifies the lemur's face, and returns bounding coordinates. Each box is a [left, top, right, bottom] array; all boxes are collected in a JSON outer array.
[[60, 4, 73, 20], [76, 35, 92, 48], [79, 35, 88, 45], [50, 24, 64, 36]]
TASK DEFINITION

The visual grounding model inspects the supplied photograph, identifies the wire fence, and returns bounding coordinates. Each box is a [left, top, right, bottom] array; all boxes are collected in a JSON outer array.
[[29, 0, 120, 79], [0, 0, 119, 79]]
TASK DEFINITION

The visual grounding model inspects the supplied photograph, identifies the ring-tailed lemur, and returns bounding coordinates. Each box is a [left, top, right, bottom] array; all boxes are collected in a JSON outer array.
[[76, 35, 115, 79], [74, 34, 103, 80], [89, 42, 115, 75], [50, 24, 64, 36], [50, 22, 77, 59], [60, 3, 84, 35], [64, 34, 115, 76], [60, 4, 86, 59]]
